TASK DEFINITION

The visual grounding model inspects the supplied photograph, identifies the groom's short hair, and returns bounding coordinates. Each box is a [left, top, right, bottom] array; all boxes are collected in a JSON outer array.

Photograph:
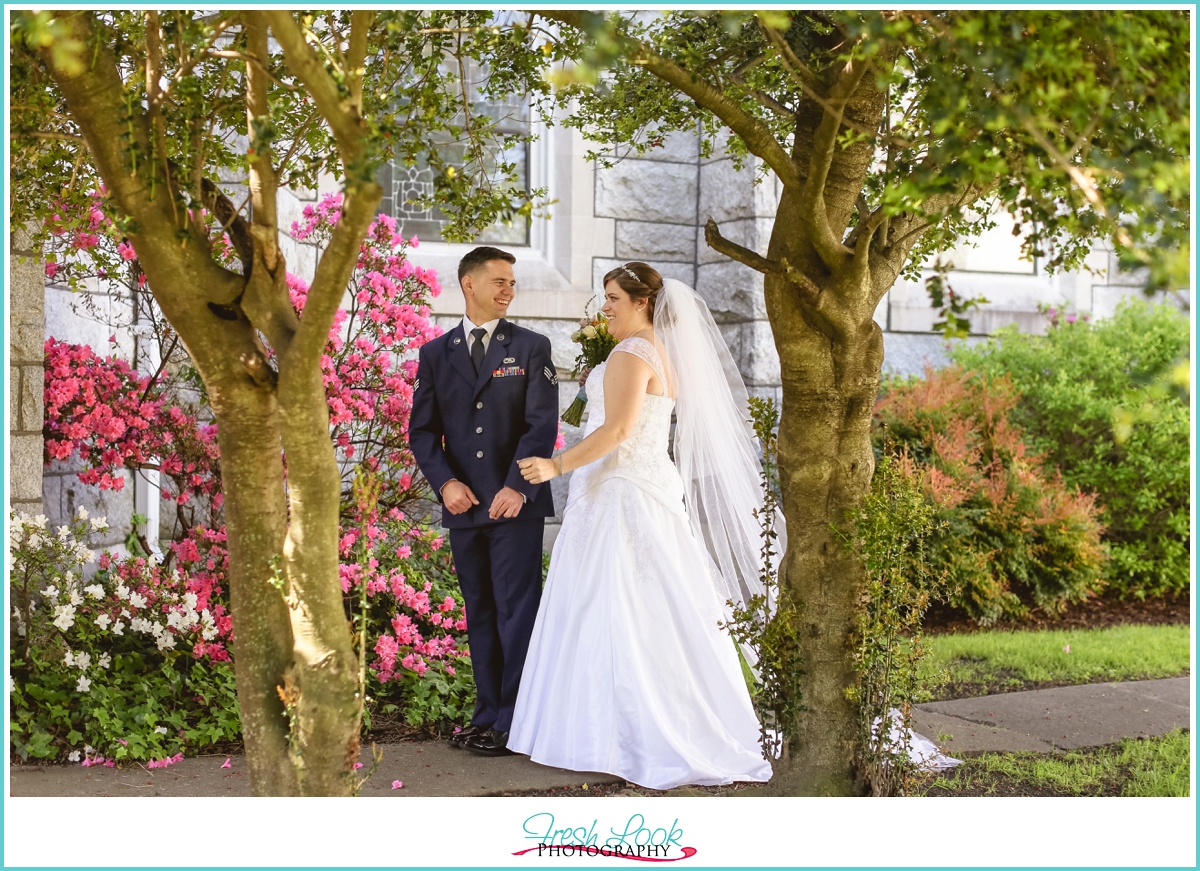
[[458, 246, 516, 286]]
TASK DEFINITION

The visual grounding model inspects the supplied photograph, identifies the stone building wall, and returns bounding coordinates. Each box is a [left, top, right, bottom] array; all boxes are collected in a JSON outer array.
[[9, 228, 46, 517]]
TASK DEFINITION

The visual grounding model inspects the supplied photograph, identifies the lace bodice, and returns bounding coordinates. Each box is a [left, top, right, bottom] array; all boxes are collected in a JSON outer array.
[[568, 337, 684, 512]]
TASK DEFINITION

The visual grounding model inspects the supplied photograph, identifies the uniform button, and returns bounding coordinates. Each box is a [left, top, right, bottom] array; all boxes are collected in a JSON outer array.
[[476, 451, 484, 459], [476, 426, 483, 434], [475, 401, 483, 409]]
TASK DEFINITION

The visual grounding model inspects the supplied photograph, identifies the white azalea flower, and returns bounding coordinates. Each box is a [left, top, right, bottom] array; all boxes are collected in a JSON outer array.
[[74, 652, 91, 670], [90, 517, 108, 532], [166, 610, 183, 630], [129, 592, 148, 610], [84, 744, 94, 753], [155, 633, 176, 651], [120, 607, 130, 618], [76, 506, 89, 521], [31, 514, 48, 529], [68, 750, 81, 763], [95, 613, 112, 631], [64, 650, 76, 668], [68, 590, 82, 607], [183, 592, 198, 610], [129, 617, 151, 634], [63, 570, 76, 584], [42, 585, 59, 600], [111, 620, 125, 636], [76, 676, 92, 693], [154, 726, 168, 735], [97, 653, 111, 669], [114, 584, 130, 601], [84, 584, 105, 599], [75, 546, 95, 563], [57, 525, 71, 541], [51, 604, 76, 632], [27, 533, 43, 549]]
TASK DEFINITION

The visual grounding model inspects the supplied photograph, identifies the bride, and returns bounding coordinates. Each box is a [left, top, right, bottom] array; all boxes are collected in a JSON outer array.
[[512, 262, 773, 790]]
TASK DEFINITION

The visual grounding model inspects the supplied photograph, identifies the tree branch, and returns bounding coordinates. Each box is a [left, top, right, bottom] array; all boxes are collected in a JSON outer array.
[[544, 11, 801, 190], [704, 218, 821, 300], [797, 52, 873, 271], [265, 11, 367, 166], [345, 11, 375, 114]]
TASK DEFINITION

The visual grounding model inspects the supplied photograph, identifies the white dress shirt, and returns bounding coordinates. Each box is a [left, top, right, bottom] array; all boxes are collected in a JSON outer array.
[[462, 315, 501, 356]]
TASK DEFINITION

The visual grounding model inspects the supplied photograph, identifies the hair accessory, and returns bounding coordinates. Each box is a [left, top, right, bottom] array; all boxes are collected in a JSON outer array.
[[622, 265, 639, 282]]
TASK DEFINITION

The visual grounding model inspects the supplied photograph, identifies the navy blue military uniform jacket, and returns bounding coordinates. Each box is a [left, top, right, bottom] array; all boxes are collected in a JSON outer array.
[[410, 319, 558, 528]]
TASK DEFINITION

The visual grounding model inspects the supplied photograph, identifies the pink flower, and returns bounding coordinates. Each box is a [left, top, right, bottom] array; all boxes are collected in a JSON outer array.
[[221, 757, 232, 769], [45, 262, 59, 279], [353, 762, 364, 770], [392, 780, 404, 789]]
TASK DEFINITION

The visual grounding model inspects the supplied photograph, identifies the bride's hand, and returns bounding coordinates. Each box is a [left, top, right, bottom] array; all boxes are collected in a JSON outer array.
[[518, 456, 559, 483]]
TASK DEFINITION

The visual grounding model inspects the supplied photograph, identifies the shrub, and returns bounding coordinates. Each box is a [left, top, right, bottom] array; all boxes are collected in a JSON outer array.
[[875, 366, 1107, 624], [9, 510, 239, 765], [841, 451, 949, 796], [951, 300, 1190, 599]]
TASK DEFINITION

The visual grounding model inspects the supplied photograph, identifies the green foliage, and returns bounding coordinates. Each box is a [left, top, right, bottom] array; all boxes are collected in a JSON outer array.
[[721, 398, 803, 767], [950, 300, 1190, 599], [921, 624, 1191, 701], [875, 366, 1108, 624], [548, 10, 1188, 289], [9, 11, 551, 252], [839, 452, 949, 796]]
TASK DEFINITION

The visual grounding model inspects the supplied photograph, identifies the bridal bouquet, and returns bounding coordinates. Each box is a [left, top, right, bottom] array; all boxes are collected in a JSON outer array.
[[561, 309, 617, 426]]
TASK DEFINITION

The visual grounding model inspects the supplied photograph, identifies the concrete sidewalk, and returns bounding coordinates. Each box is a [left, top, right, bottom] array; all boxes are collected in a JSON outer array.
[[911, 676, 1191, 756], [9, 740, 622, 797], [10, 678, 1191, 796]]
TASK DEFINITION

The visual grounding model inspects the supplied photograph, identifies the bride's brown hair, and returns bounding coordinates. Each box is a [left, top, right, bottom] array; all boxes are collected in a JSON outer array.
[[603, 262, 663, 319]]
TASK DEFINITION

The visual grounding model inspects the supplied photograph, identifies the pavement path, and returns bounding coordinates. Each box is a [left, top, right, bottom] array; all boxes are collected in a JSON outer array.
[[912, 676, 1191, 756], [10, 678, 1190, 797]]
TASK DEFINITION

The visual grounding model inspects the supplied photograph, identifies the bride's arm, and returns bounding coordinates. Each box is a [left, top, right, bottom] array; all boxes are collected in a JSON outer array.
[[518, 351, 651, 482]]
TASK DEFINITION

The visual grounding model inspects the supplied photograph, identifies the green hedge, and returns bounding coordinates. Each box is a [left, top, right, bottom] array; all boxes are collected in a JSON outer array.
[[951, 300, 1190, 600]]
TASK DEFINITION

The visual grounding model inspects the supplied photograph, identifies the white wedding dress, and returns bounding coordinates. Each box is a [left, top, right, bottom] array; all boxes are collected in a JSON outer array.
[[507, 337, 772, 790]]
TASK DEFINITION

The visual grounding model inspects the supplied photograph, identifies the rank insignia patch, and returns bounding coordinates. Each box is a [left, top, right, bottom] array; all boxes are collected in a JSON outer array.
[[544, 366, 558, 385]]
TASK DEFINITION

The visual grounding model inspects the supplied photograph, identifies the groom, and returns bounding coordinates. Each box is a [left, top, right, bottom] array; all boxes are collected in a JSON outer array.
[[409, 246, 559, 757]]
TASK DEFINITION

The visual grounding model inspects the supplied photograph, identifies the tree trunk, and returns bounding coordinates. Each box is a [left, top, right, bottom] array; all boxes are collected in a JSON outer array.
[[205, 373, 299, 796], [759, 191, 884, 796]]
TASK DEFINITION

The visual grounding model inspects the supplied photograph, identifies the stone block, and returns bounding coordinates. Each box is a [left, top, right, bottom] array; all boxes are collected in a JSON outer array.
[[699, 159, 755, 224], [8, 251, 45, 317], [20, 365, 43, 433], [593, 258, 694, 290], [594, 160, 696, 224], [740, 320, 780, 387], [9, 434, 43, 503], [10, 367, 20, 430], [43, 468, 133, 544], [696, 259, 767, 323], [629, 124, 700, 163], [10, 321, 45, 364], [508, 317, 584, 372], [615, 222, 696, 262]]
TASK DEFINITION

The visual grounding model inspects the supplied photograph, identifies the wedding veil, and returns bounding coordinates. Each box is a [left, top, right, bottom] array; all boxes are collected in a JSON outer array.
[[654, 279, 782, 643]]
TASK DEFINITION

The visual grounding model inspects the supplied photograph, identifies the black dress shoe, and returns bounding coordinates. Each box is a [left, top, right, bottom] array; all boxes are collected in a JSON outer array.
[[449, 724, 488, 748], [463, 728, 514, 757]]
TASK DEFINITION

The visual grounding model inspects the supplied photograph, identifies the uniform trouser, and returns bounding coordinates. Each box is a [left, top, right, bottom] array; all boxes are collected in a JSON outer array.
[[448, 517, 544, 733]]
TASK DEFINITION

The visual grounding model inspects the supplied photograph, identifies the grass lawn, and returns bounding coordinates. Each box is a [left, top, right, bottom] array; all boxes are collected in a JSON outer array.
[[920, 623, 1191, 701], [921, 729, 1191, 797]]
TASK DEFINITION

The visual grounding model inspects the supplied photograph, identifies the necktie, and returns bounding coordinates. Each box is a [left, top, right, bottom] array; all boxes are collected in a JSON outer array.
[[471, 327, 487, 373]]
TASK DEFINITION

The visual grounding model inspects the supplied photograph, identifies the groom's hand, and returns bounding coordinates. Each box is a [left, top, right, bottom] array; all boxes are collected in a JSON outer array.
[[488, 486, 525, 520], [442, 480, 480, 515]]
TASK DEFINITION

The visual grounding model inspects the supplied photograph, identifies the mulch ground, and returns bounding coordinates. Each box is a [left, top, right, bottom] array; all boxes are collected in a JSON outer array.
[[923, 593, 1191, 636]]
